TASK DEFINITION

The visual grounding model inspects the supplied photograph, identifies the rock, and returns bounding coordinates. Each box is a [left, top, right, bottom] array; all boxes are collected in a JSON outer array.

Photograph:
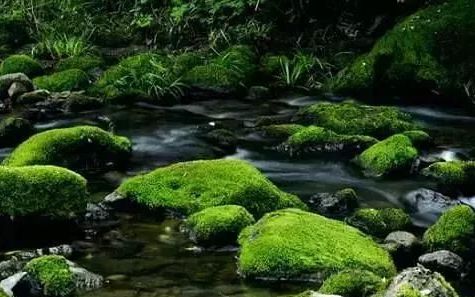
[[17, 90, 50, 105], [347, 208, 412, 238], [202, 129, 238, 153], [0, 272, 28, 297], [422, 161, 475, 195], [261, 124, 305, 141], [418, 251, 464, 279], [238, 209, 396, 281], [5, 245, 74, 262], [383, 266, 459, 297], [246, 86, 271, 100], [382, 231, 421, 266], [68, 261, 103, 292], [0, 55, 43, 78], [0, 259, 23, 280], [0, 117, 34, 148], [60, 92, 104, 112], [318, 269, 386, 297], [8, 82, 30, 100], [0, 73, 33, 99], [309, 188, 359, 217]]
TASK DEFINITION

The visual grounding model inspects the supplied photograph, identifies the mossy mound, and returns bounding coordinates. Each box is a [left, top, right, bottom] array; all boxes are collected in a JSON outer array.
[[25, 255, 75, 297], [422, 205, 475, 256], [347, 208, 411, 238], [0, 117, 34, 147], [261, 124, 306, 140], [421, 161, 475, 194], [172, 52, 205, 76], [33, 69, 90, 92], [356, 134, 418, 177], [3, 126, 132, 171], [185, 205, 255, 246], [402, 130, 432, 149], [295, 102, 416, 139], [238, 208, 396, 280], [330, 0, 475, 100], [56, 55, 105, 72], [0, 165, 88, 217], [319, 269, 387, 297], [0, 55, 43, 77], [116, 159, 306, 217]]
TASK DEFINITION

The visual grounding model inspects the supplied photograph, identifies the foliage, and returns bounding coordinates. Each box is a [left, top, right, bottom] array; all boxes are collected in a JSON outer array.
[[0, 54, 43, 77], [347, 208, 412, 237], [33, 69, 90, 92], [32, 34, 93, 59], [56, 55, 104, 72]]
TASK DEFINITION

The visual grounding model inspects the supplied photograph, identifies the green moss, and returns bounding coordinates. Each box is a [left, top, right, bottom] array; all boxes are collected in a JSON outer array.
[[262, 124, 306, 139], [319, 269, 387, 297], [0, 165, 88, 217], [33, 69, 90, 92], [0, 289, 7, 297], [56, 55, 104, 72], [185, 205, 255, 245], [422, 161, 475, 193], [238, 208, 396, 280], [117, 159, 306, 217], [357, 134, 418, 177], [0, 55, 43, 77], [172, 52, 205, 76], [3, 126, 132, 171], [330, 0, 475, 98], [260, 54, 288, 76], [347, 208, 411, 237], [423, 205, 475, 255], [25, 255, 75, 297], [402, 130, 432, 148], [0, 117, 34, 147], [395, 285, 423, 297], [295, 102, 416, 139]]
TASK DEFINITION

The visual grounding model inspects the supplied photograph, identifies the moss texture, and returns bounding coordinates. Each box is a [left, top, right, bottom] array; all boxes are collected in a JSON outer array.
[[423, 205, 475, 255], [3, 126, 132, 171], [56, 55, 105, 72], [402, 130, 432, 148], [185, 205, 255, 245], [25, 255, 75, 297], [319, 269, 386, 297], [356, 134, 418, 177], [238, 208, 396, 280], [33, 69, 90, 92], [295, 102, 416, 139], [0, 165, 88, 217], [117, 159, 306, 217], [422, 161, 475, 194], [347, 208, 411, 238], [0, 54, 43, 77], [262, 124, 306, 139], [0, 117, 34, 147], [395, 285, 424, 297]]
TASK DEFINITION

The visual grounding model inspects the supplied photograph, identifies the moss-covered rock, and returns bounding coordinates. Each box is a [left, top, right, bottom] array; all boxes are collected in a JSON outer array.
[[238, 208, 396, 280], [0, 55, 43, 77], [56, 55, 105, 72], [421, 161, 475, 194], [0, 117, 34, 147], [0, 165, 88, 217], [172, 52, 205, 76], [422, 205, 475, 256], [330, 0, 475, 100], [319, 269, 387, 297], [116, 159, 306, 217], [261, 124, 306, 140], [3, 126, 132, 171], [25, 255, 75, 297], [185, 205, 255, 246], [295, 102, 416, 139], [356, 134, 418, 177], [347, 208, 412, 238], [402, 130, 432, 149], [33, 69, 90, 92]]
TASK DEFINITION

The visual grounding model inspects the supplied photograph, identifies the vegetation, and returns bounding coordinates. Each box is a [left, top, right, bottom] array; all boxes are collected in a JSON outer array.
[[347, 208, 412, 237], [33, 69, 90, 92], [0, 54, 43, 77], [56, 55, 105, 72], [422, 161, 475, 194], [319, 269, 387, 297]]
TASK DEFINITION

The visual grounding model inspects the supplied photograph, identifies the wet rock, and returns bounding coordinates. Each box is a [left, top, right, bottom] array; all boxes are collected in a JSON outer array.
[[78, 203, 118, 231], [61, 92, 104, 112], [418, 250, 464, 279], [17, 90, 50, 105], [382, 231, 421, 267], [246, 86, 270, 101], [202, 129, 238, 153], [0, 258, 23, 280], [384, 266, 459, 297], [309, 188, 359, 217], [255, 114, 293, 127], [5, 244, 74, 262], [8, 81, 29, 100], [1, 272, 29, 297], [0, 73, 33, 100], [102, 230, 144, 258], [68, 260, 104, 292]]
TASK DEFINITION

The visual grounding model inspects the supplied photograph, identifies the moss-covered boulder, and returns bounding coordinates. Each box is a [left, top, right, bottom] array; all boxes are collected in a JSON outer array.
[[294, 102, 416, 139], [0, 117, 34, 147], [421, 161, 475, 194], [356, 134, 418, 177], [0, 166, 88, 217], [319, 270, 387, 297], [115, 159, 306, 217], [402, 130, 432, 149], [422, 205, 475, 256], [238, 208, 396, 280], [25, 255, 75, 297], [261, 124, 306, 140], [347, 208, 412, 238], [330, 0, 475, 100], [3, 126, 132, 172], [56, 55, 105, 72], [185, 205, 255, 246], [33, 69, 90, 92], [0, 55, 43, 77]]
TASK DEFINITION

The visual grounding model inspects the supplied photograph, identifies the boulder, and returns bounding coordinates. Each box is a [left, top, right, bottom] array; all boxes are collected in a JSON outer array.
[[0, 117, 34, 148], [422, 161, 475, 195], [347, 208, 412, 237], [0, 73, 33, 100], [0, 55, 43, 77], [382, 231, 421, 266], [418, 250, 464, 279], [309, 188, 359, 217], [318, 269, 386, 297]]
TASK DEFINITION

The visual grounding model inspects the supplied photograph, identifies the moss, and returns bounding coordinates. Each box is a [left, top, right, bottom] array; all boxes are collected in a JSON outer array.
[[395, 284, 423, 297], [117, 159, 306, 217], [421, 161, 475, 194], [262, 124, 306, 139], [185, 205, 255, 245], [56, 55, 105, 72], [347, 208, 411, 237], [172, 52, 205, 76], [33, 69, 90, 92], [25, 255, 75, 297], [423, 205, 475, 255], [356, 134, 418, 177], [319, 269, 387, 297], [0, 117, 34, 147], [3, 126, 132, 171], [0, 165, 88, 217], [330, 0, 475, 99], [295, 102, 416, 139], [0, 55, 43, 77], [260, 54, 288, 76], [238, 209, 396, 280], [0, 289, 7, 297], [402, 130, 432, 148]]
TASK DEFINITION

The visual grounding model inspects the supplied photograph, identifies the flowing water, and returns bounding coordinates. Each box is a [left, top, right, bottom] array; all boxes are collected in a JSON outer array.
[[4, 96, 475, 297]]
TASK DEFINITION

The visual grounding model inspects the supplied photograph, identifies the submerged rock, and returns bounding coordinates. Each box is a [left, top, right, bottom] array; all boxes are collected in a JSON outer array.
[[309, 188, 359, 217], [418, 250, 464, 279], [201, 129, 238, 153]]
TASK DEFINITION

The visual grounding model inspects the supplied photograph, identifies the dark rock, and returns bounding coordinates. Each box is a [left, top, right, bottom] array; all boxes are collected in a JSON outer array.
[[202, 129, 238, 153], [309, 188, 359, 217], [78, 203, 119, 231], [0, 258, 23, 280], [68, 260, 104, 292], [5, 244, 74, 262], [0, 117, 34, 148], [418, 250, 464, 279], [8, 82, 30, 100], [17, 90, 50, 105], [382, 231, 421, 267], [0, 73, 33, 100], [246, 86, 271, 100], [61, 92, 104, 112]]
